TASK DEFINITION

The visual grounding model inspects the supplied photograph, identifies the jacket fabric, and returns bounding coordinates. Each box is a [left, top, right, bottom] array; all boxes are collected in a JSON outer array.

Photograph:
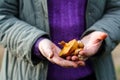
[[0, 0, 120, 80]]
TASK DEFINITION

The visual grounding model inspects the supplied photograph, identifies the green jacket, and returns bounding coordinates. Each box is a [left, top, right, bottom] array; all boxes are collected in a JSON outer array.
[[0, 0, 120, 80]]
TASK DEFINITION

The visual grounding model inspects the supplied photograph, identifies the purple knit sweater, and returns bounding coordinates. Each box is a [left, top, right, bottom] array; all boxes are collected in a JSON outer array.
[[33, 0, 93, 80]]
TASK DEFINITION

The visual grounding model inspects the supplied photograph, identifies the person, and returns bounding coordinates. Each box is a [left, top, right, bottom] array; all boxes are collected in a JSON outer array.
[[0, 0, 120, 80]]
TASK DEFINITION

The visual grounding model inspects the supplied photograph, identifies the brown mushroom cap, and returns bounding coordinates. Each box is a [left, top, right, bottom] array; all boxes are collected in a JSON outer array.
[[59, 39, 84, 57]]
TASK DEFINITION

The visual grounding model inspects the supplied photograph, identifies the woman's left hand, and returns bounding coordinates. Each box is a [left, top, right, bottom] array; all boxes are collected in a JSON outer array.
[[66, 31, 107, 63]]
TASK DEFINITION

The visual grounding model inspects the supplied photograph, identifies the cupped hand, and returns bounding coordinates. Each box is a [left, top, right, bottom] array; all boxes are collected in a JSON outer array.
[[38, 39, 85, 68], [79, 31, 108, 58]]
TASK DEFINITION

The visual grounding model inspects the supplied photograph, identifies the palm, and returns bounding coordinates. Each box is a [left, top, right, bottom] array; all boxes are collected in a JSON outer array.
[[38, 39, 85, 68], [80, 31, 107, 57]]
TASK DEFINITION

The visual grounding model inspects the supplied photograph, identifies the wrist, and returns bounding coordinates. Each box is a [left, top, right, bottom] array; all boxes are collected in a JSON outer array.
[[32, 37, 46, 60]]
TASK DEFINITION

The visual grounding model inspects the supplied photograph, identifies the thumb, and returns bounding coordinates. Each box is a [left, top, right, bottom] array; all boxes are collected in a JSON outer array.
[[48, 50, 54, 59], [95, 32, 108, 43], [39, 45, 54, 59]]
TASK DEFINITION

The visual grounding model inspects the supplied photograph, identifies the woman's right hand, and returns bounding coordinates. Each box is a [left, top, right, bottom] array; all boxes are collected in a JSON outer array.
[[38, 39, 85, 68]]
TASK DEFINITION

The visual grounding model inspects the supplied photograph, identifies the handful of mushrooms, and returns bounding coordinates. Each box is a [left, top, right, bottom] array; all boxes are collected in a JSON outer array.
[[59, 39, 86, 61]]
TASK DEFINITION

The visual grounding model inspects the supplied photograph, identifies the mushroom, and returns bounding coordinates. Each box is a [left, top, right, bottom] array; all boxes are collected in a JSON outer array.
[[59, 39, 84, 58]]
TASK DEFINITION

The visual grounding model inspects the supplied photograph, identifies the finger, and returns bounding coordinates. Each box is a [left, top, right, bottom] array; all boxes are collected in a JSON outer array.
[[79, 50, 86, 56], [94, 32, 108, 43], [75, 61, 86, 66], [78, 51, 89, 61], [78, 55, 88, 61], [51, 56, 79, 68], [39, 46, 54, 59], [48, 51, 54, 58], [98, 32, 108, 40], [71, 56, 79, 61], [66, 56, 71, 60]]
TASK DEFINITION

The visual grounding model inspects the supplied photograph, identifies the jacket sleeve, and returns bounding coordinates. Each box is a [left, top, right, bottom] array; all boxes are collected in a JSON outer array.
[[0, 0, 49, 65], [84, 0, 120, 53]]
